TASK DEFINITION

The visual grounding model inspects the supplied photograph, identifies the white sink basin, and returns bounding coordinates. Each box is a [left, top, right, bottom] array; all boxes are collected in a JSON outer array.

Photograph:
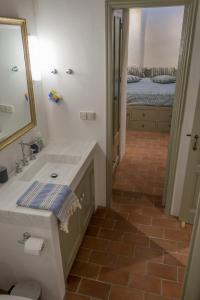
[[19, 154, 81, 183]]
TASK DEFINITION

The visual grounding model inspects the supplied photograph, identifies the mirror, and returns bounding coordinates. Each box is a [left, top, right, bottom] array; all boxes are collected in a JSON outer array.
[[0, 17, 36, 150]]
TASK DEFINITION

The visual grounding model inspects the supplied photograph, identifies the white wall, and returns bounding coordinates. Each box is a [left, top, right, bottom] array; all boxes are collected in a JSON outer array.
[[128, 6, 184, 67], [35, 0, 106, 207], [128, 9, 145, 67], [144, 6, 184, 67], [0, 0, 49, 174], [171, 2, 200, 216]]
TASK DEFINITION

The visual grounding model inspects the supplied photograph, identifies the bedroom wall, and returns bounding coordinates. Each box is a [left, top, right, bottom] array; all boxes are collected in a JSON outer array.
[[35, 0, 106, 207], [128, 9, 145, 67], [128, 6, 184, 68], [0, 0, 48, 174], [143, 6, 184, 67]]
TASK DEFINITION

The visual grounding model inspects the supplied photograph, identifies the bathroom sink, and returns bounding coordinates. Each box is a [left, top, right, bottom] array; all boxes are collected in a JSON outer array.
[[19, 154, 81, 183]]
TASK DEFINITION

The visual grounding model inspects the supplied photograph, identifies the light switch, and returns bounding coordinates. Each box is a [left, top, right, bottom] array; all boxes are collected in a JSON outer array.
[[0, 104, 15, 114], [87, 112, 96, 120], [80, 111, 87, 120]]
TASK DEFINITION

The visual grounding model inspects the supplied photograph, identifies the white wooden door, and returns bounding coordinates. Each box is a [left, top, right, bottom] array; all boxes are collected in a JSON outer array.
[[179, 84, 200, 224]]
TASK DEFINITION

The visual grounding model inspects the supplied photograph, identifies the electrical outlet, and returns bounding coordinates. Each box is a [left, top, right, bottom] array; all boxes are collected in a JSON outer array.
[[87, 112, 96, 120], [80, 111, 96, 120], [80, 111, 87, 120]]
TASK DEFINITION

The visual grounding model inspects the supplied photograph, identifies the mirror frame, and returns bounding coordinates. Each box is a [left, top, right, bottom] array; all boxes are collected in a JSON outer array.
[[0, 17, 36, 151]]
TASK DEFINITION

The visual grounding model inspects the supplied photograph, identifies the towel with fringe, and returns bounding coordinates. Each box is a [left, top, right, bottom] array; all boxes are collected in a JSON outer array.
[[16, 181, 81, 233]]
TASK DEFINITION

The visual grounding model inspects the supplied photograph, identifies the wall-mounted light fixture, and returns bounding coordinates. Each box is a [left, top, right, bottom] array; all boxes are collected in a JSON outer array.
[[66, 68, 73, 75], [51, 68, 58, 74], [28, 36, 42, 81]]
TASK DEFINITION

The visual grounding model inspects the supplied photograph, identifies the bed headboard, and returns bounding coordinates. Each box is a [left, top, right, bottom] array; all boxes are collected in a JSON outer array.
[[127, 66, 177, 77], [127, 66, 146, 77]]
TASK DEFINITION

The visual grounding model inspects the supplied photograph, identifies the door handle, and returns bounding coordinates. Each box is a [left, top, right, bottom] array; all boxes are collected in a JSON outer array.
[[193, 135, 199, 151], [186, 134, 199, 151]]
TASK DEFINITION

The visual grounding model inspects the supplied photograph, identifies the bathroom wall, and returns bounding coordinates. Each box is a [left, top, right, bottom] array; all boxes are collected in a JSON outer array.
[[0, 0, 49, 174], [35, 0, 106, 206], [128, 6, 184, 68]]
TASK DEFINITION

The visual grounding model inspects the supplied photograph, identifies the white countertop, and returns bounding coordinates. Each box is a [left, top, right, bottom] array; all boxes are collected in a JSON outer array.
[[0, 139, 97, 225]]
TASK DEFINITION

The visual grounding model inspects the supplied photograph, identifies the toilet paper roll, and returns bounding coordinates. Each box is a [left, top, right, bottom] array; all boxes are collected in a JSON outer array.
[[24, 237, 45, 256]]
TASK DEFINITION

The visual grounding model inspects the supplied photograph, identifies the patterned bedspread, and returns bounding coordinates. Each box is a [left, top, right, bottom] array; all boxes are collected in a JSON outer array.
[[127, 78, 176, 107]]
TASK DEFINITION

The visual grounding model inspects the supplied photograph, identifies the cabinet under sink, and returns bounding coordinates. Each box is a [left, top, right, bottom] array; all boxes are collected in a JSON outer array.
[[59, 161, 95, 278]]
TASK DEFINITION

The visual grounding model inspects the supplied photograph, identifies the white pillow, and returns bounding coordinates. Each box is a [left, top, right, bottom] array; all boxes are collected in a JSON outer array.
[[152, 75, 176, 84], [127, 75, 141, 83]]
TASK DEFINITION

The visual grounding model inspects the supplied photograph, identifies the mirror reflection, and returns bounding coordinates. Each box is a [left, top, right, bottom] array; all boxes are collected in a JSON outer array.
[[0, 19, 36, 147]]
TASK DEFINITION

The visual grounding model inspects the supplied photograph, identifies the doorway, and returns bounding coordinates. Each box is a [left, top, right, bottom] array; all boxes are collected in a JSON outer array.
[[106, 0, 198, 299], [113, 5, 183, 198], [106, 0, 197, 217]]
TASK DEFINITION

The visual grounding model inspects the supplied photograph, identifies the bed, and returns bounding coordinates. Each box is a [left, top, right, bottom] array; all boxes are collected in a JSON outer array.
[[126, 68, 176, 132]]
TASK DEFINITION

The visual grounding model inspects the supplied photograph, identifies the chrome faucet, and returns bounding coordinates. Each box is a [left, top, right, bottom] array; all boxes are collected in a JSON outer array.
[[16, 162, 23, 174], [30, 148, 36, 160], [19, 141, 30, 166]]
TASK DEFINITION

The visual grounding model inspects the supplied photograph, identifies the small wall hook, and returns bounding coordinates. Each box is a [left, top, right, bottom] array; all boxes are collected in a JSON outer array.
[[11, 66, 19, 72], [51, 68, 58, 74], [66, 68, 73, 75]]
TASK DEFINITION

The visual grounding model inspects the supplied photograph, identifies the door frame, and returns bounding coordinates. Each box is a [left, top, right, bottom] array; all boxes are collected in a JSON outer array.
[[181, 183, 200, 300], [178, 84, 200, 223], [112, 12, 123, 174], [106, 0, 198, 213]]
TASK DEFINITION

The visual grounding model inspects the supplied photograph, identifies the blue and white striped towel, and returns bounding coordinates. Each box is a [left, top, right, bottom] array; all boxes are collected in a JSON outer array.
[[16, 181, 81, 233]]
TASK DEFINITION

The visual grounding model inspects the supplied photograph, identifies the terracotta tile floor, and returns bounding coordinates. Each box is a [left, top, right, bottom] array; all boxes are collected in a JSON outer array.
[[66, 199, 192, 300], [66, 131, 192, 300], [113, 131, 170, 196]]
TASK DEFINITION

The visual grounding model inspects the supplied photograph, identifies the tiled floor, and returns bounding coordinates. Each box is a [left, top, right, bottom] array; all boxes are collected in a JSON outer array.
[[66, 131, 192, 300], [113, 131, 170, 196]]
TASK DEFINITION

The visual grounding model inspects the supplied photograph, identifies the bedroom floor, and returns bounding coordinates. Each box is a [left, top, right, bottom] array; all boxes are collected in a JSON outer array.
[[65, 130, 192, 300], [113, 130, 170, 196]]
